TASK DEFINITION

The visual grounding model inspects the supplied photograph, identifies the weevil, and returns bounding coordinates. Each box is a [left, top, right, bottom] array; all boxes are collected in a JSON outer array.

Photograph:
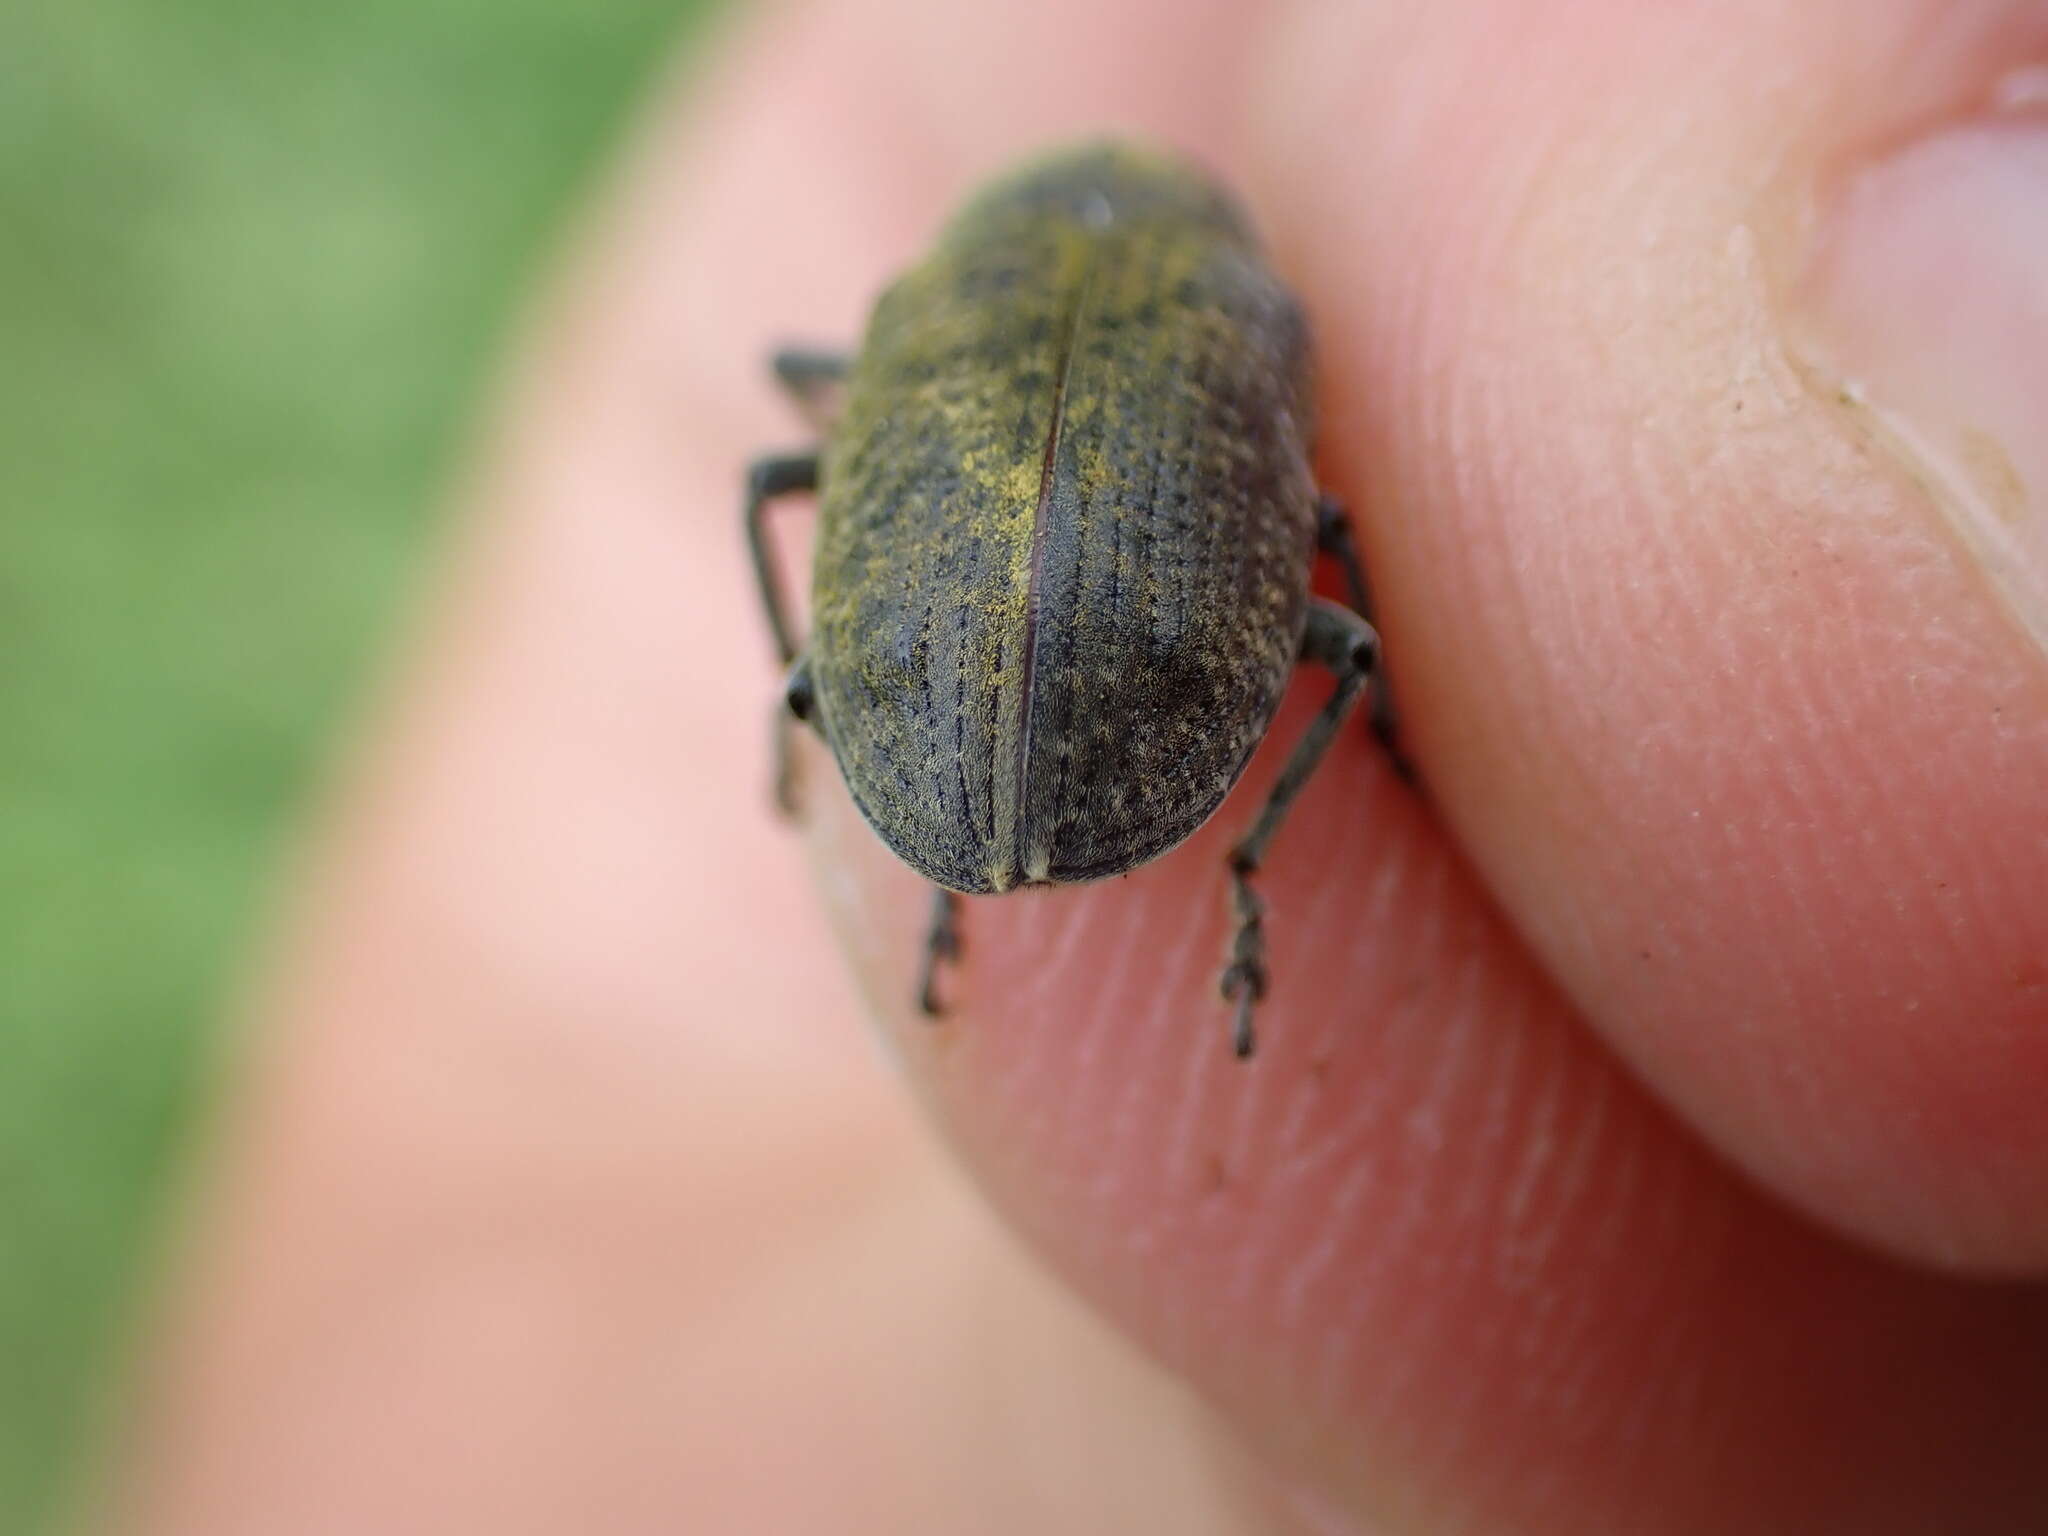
[[745, 141, 1384, 1057]]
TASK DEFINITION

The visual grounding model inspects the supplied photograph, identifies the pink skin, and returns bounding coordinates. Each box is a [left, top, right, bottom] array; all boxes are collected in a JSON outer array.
[[106, 2, 2048, 1533]]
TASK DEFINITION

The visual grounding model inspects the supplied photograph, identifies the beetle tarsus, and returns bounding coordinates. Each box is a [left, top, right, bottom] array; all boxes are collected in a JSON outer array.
[[1217, 600, 1378, 1058], [917, 888, 964, 1017], [1315, 494, 1411, 780], [1220, 866, 1267, 1058]]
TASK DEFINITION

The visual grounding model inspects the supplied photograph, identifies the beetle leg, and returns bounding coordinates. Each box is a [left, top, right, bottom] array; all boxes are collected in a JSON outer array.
[[771, 347, 852, 435], [772, 655, 818, 818], [1313, 493, 1373, 620], [1220, 876, 1267, 1058], [744, 450, 820, 666], [1315, 494, 1409, 780], [1221, 599, 1380, 1058], [916, 888, 964, 1017]]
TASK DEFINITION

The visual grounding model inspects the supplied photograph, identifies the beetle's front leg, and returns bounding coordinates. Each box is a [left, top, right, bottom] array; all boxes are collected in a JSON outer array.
[[1220, 599, 1380, 1057], [747, 450, 823, 815], [917, 888, 964, 1017], [1315, 494, 1408, 778], [744, 450, 820, 667]]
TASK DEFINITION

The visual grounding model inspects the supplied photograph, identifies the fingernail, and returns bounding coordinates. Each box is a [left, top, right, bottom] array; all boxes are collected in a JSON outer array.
[[1793, 78, 2048, 650]]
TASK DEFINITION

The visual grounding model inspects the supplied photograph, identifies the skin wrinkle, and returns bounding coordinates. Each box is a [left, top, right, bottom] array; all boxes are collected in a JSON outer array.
[[1290, 936, 1424, 1205], [1110, 892, 1214, 1205], [1216, 1079, 1315, 1337], [1398, 813, 1459, 1010], [1258, 874, 1461, 1276], [1667, 1323, 1745, 1534], [1089, 901, 1167, 1204], [1215, 1053, 1272, 1234], [1083, 890, 1151, 1075], [1215, 1216, 1276, 1357], [1262, 844, 1401, 1183], [1322, 1172, 1431, 1438], [1499, 1081, 1605, 1409], [1875, 729, 1990, 1015], [1463, 996, 1542, 1239], [1418, 1072, 1563, 1426], [1159, 950, 1234, 1217], [1266, 1002, 1403, 1200], [1613, 1187, 1744, 1482], [1631, 1190, 1720, 1453], [1408, 1256, 1514, 1516], [1149, 852, 1227, 1007], [1493, 1013, 1565, 1273], [1513, 1123, 1673, 1522], [1297, 1154, 1391, 1418], [1071, 890, 1156, 1207], [1310, 1068, 1457, 1410], [1512, 1185, 1688, 1521], [995, 893, 1058, 1074], [1114, 925, 1204, 1212], [1840, 702, 1964, 1000], [1409, 1056, 1630, 1507], [1268, 1132, 1377, 1353], [1553, 1058, 1629, 1272], [1650, 1273, 1719, 1469], [1261, 1038, 1341, 1186], [1767, 617, 1971, 1199], [1320, 1210, 1443, 1519], [1434, 919, 1510, 1151], [1544, 1127, 1651, 1431]]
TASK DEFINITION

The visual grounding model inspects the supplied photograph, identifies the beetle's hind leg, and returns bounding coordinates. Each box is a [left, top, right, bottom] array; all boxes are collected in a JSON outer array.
[[1315, 494, 1409, 780], [771, 347, 851, 436], [1221, 599, 1380, 1058], [917, 888, 964, 1017]]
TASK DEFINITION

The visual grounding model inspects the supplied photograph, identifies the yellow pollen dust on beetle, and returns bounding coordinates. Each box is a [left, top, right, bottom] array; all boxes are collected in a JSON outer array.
[[745, 140, 1388, 1058]]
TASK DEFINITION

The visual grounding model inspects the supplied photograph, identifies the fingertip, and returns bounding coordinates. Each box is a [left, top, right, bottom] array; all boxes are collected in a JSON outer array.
[[1253, 0, 2048, 1268]]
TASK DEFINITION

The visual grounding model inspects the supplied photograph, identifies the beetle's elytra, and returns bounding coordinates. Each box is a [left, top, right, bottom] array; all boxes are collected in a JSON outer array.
[[745, 140, 1383, 1057]]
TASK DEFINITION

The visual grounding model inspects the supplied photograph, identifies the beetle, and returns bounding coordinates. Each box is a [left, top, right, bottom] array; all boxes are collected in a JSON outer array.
[[744, 140, 1383, 1057]]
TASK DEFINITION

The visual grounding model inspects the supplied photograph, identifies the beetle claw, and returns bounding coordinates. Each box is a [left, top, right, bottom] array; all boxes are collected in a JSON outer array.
[[1219, 955, 1266, 1059]]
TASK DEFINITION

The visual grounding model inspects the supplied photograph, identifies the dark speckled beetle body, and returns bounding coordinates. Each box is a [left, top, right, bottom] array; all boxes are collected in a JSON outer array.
[[746, 142, 1382, 1056]]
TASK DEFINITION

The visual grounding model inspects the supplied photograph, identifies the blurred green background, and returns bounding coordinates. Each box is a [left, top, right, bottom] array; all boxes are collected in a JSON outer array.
[[1, 0, 720, 1525]]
